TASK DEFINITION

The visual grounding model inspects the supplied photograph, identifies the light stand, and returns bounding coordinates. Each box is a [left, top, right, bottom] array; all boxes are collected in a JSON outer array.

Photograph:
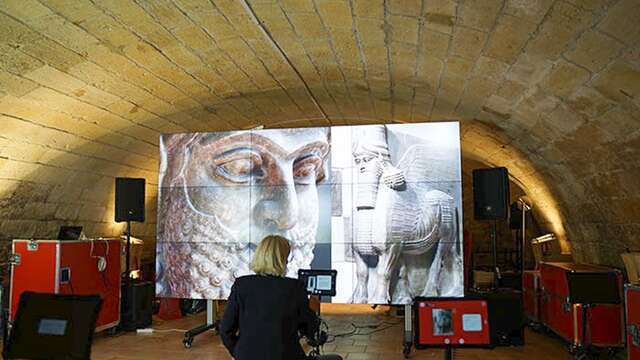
[[518, 199, 531, 290]]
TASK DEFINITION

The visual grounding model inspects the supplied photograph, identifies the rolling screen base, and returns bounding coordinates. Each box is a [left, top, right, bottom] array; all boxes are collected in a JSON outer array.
[[183, 323, 217, 349], [183, 300, 217, 349]]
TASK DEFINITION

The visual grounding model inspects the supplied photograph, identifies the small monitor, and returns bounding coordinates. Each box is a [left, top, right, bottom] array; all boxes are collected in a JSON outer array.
[[5, 292, 102, 360], [57, 226, 83, 240], [462, 314, 483, 332], [38, 318, 68, 336], [298, 269, 337, 296]]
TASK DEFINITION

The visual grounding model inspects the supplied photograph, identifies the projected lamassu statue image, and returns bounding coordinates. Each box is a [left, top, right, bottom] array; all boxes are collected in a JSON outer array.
[[156, 128, 331, 299], [332, 124, 463, 305]]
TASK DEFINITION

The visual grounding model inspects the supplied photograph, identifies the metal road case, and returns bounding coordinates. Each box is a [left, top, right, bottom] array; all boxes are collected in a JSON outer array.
[[10, 239, 121, 332]]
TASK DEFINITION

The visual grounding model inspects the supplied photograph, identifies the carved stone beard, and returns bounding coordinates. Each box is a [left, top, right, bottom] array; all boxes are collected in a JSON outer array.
[[156, 177, 319, 300]]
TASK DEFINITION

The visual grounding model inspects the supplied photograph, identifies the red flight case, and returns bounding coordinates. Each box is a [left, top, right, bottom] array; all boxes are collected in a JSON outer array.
[[627, 284, 640, 360], [10, 239, 121, 332], [539, 262, 624, 349]]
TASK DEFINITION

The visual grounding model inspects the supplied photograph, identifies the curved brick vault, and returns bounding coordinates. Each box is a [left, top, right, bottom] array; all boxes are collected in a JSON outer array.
[[0, 0, 638, 267]]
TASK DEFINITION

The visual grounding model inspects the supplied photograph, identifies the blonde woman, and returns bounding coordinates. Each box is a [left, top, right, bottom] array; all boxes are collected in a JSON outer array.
[[219, 235, 319, 360]]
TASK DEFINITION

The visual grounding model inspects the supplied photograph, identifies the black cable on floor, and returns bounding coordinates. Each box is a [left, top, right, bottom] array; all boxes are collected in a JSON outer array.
[[325, 319, 402, 342]]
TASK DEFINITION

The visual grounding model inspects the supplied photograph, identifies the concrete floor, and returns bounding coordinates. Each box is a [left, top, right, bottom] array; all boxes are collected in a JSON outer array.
[[91, 304, 574, 360]]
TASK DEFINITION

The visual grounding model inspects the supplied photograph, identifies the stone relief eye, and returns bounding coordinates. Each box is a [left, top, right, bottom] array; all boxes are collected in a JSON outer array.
[[295, 163, 316, 181], [214, 150, 264, 183], [293, 153, 322, 184], [356, 155, 374, 164]]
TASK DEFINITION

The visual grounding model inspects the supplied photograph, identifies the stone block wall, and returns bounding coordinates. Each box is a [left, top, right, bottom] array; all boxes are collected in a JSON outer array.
[[0, 0, 638, 275]]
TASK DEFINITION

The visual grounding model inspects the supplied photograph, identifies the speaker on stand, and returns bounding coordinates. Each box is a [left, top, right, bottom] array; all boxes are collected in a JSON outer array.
[[115, 178, 150, 331], [471, 167, 524, 346], [472, 167, 510, 221], [472, 167, 510, 288]]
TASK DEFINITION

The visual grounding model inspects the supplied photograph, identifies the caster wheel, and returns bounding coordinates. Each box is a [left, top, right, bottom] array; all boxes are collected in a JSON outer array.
[[403, 343, 411, 358], [529, 322, 543, 333], [572, 348, 588, 360], [107, 327, 118, 336], [183, 338, 193, 349]]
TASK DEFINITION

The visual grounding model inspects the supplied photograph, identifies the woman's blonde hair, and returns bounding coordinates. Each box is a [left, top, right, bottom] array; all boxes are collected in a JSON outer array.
[[251, 235, 291, 277]]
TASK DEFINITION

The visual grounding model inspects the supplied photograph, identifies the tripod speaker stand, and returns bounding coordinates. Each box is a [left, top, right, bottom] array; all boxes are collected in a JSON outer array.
[[115, 177, 150, 331], [472, 167, 510, 288]]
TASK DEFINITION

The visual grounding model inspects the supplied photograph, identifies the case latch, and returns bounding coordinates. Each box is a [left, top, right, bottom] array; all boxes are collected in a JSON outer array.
[[27, 239, 38, 251], [630, 324, 640, 347], [9, 253, 21, 266]]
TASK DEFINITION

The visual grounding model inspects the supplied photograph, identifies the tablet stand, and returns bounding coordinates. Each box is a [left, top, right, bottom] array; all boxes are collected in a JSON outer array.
[[307, 295, 343, 360]]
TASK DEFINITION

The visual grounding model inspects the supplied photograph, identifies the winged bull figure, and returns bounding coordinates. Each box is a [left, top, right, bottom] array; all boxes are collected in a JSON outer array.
[[349, 125, 463, 304]]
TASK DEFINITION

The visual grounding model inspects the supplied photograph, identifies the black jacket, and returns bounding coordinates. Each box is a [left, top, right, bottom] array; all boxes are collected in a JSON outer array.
[[219, 275, 320, 360]]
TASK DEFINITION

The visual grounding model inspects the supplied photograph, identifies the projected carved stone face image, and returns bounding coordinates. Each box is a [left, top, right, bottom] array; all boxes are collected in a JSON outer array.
[[156, 128, 330, 299]]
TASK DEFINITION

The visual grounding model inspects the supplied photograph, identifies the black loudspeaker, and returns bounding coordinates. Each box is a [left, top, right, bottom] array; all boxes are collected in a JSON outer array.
[[115, 178, 145, 222], [472, 167, 510, 220], [484, 290, 525, 346], [120, 281, 154, 331], [509, 202, 522, 229]]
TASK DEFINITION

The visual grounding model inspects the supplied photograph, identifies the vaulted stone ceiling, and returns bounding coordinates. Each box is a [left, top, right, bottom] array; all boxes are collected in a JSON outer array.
[[0, 0, 638, 266]]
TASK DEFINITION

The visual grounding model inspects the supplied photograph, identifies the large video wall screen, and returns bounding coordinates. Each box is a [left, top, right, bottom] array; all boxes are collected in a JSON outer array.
[[156, 123, 464, 304]]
